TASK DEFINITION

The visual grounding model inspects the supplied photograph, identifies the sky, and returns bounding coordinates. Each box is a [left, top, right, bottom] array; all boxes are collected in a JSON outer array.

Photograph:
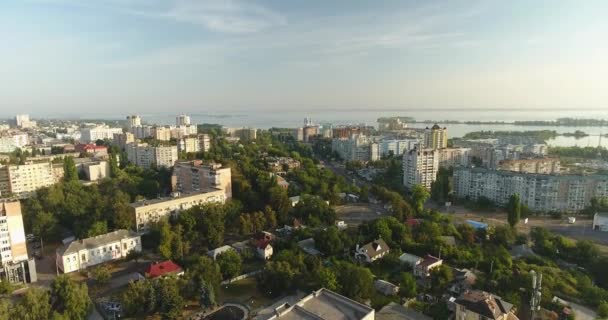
[[1, 0, 607, 117]]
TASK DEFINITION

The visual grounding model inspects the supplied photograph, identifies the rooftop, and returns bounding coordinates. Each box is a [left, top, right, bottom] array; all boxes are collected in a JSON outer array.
[[417, 255, 442, 269], [144, 260, 183, 279], [57, 229, 139, 256], [129, 189, 221, 208], [455, 290, 516, 320], [360, 239, 390, 258]]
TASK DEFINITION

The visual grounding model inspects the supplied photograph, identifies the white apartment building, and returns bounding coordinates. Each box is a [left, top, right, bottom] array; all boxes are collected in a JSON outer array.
[[178, 137, 199, 153], [14, 114, 37, 129], [171, 125, 197, 139], [379, 138, 420, 157], [424, 124, 448, 149], [0, 201, 37, 284], [438, 147, 471, 168], [454, 167, 608, 213], [0, 133, 29, 153], [130, 190, 226, 231], [56, 229, 141, 273], [176, 115, 191, 126], [403, 148, 439, 190], [172, 160, 232, 200], [126, 115, 142, 129], [130, 125, 153, 139], [332, 134, 380, 162], [80, 126, 123, 143], [0, 161, 63, 198], [153, 126, 172, 141], [125, 143, 178, 169], [198, 134, 211, 153]]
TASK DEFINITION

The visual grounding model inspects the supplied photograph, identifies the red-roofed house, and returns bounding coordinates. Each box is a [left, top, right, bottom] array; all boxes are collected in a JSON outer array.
[[414, 255, 443, 278], [144, 260, 184, 279]]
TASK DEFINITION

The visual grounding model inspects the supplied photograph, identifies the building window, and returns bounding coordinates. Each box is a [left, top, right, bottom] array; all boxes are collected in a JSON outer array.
[[81, 254, 86, 262]]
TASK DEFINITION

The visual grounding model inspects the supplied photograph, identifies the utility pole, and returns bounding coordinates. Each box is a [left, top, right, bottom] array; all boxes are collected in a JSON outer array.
[[530, 270, 542, 320]]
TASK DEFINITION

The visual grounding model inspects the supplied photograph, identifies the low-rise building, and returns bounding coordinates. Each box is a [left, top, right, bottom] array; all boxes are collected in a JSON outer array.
[[374, 279, 400, 296], [454, 290, 519, 320], [593, 212, 608, 231], [257, 242, 273, 260], [260, 288, 374, 320], [206, 245, 235, 260], [130, 190, 226, 231], [355, 239, 390, 263], [377, 302, 432, 320], [143, 260, 184, 279], [0, 161, 63, 198], [75, 143, 108, 157], [414, 255, 442, 278], [56, 229, 141, 273]]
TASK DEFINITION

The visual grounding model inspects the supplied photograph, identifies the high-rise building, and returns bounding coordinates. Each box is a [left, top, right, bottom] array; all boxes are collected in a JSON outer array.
[[438, 147, 471, 168], [172, 160, 232, 200], [178, 137, 199, 153], [303, 126, 319, 143], [176, 115, 191, 126], [153, 126, 172, 141], [403, 148, 439, 190], [424, 124, 448, 149], [113, 132, 135, 149], [0, 201, 37, 284], [125, 143, 178, 169], [497, 158, 560, 174], [126, 115, 142, 129], [378, 139, 420, 156], [454, 167, 608, 212], [0, 161, 64, 198], [332, 134, 379, 162], [14, 114, 37, 129]]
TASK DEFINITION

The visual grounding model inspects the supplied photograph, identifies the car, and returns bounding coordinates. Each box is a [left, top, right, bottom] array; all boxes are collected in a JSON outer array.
[[103, 302, 122, 313]]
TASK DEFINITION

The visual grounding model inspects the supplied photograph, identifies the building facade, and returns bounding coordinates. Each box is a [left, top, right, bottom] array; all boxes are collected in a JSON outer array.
[[0, 161, 63, 198], [454, 167, 608, 213], [454, 290, 518, 320], [332, 134, 379, 162], [56, 229, 141, 273], [403, 148, 439, 190], [198, 134, 211, 153], [125, 143, 178, 169], [130, 190, 227, 231], [80, 126, 123, 143], [172, 160, 232, 200], [497, 158, 560, 174], [0, 201, 37, 284], [438, 148, 471, 168]]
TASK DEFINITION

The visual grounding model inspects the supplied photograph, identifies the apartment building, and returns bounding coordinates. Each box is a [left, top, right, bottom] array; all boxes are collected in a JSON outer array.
[[0, 161, 63, 198], [125, 143, 178, 169], [497, 158, 560, 174], [438, 147, 471, 168], [176, 114, 191, 126], [178, 136, 199, 153], [130, 190, 226, 231], [454, 167, 608, 213], [198, 133, 211, 153], [378, 138, 419, 156], [113, 132, 135, 149], [153, 126, 172, 141], [403, 148, 439, 190], [126, 115, 142, 129], [332, 134, 380, 162], [172, 160, 232, 200], [424, 124, 448, 149], [454, 290, 519, 320], [74, 158, 110, 181], [80, 126, 123, 143], [0, 133, 29, 153], [223, 127, 258, 141], [14, 114, 37, 129], [56, 229, 141, 273], [0, 201, 37, 284]]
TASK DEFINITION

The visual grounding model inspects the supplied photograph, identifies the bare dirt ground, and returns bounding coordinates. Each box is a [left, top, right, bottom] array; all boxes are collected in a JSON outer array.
[[335, 203, 390, 226]]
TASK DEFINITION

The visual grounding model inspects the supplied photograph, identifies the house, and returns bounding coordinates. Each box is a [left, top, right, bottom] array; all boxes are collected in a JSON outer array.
[[231, 240, 251, 254], [449, 268, 477, 295], [355, 239, 390, 263], [593, 212, 608, 231], [252, 231, 274, 248], [275, 175, 290, 190], [414, 255, 442, 278], [399, 253, 422, 267], [298, 238, 321, 256], [257, 242, 273, 260], [374, 279, 400, 296], [56, 229, 141, 273], [206, 245, 235, 260], [144, 260, 184, 279], [454, 290, 519, 320], [259, 288, 374, 320], [289, 196, 301, 207], [377, 302, 432, 320]]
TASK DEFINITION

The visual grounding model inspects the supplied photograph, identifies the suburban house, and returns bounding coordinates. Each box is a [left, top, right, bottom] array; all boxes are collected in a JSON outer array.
[[374, 279, 400, 296], [454, 290, 519, 320], [414, 255, 443, 278], [206, 245, 235, 260], [252, 231, 274, 248], [144, 260, 184, 279], [56, 229, 141, 273], [355, 239, 390, 263], [257, 242, 274, 260], [449, 268, 477, 295]]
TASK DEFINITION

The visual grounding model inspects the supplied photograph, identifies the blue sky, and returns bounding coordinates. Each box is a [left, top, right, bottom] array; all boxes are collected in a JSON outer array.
[[1, 0, 607, 116]]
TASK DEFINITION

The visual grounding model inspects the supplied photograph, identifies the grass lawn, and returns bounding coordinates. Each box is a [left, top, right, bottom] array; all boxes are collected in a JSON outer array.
[[218, 277, 273, 311]]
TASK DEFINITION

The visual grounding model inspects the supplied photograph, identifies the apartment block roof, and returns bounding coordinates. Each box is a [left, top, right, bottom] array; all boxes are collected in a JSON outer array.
[[57, 229, 139, 256]]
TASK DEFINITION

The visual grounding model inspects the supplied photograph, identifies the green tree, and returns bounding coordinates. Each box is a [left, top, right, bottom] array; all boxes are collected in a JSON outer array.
[[411, 184, 430, 214], [158, 221, 174, 260], [260, 261, 298, 297], [50, 275, 91, 320], [155, 277, 184, 320], [32, 211, 58, 241], [399, 272, 417, 298], [314, 227, 344, 256], [317, 267, 338, 291], [121, 279, 157, 316], [63, 157, 79, 182], [216, 250, 243, 280], [429, 265, 453, 295], [507, 194, 521, 227], [239, 215, 253, 235], [12, 287, 52, 320], [335, 263, 374, 302], [597, 302, 608, 318], [91, 265, 111, 286]]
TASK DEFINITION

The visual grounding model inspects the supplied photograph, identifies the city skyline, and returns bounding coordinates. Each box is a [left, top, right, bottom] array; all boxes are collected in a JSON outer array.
[[2, 0, 607, 115]]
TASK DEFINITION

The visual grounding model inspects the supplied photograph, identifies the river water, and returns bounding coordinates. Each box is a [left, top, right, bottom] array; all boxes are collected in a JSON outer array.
[[138, 109, 608, 148]]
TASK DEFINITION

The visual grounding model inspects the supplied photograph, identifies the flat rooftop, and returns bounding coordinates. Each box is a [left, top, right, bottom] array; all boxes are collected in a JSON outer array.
[[129, 189, 222, 208]]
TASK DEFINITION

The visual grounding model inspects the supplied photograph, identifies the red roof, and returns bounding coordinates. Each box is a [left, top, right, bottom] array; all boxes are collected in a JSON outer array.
[[144, 260, 183, 279], [406, 218, 421, 227], [257, 240, 271, 249]]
